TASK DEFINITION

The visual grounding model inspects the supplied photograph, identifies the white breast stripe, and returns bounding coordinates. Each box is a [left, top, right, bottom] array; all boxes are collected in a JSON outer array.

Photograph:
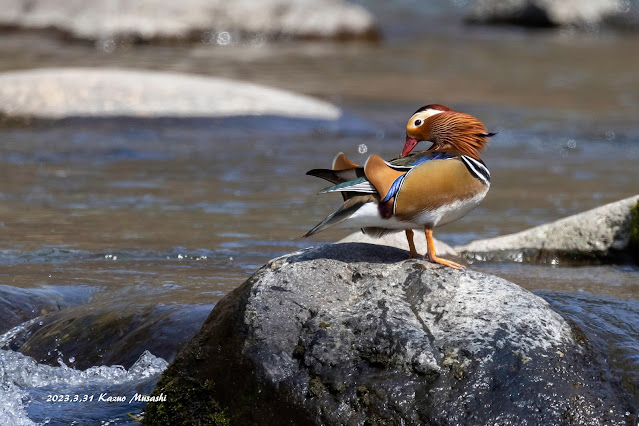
[[461, 156, 490, 186], [385, 160, 413, 172], [467, 156, 490, 179], [392, 164, 413, 213]]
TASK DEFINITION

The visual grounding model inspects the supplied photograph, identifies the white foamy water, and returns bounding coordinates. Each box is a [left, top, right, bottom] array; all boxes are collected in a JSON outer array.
[[0, 320, 168, 425]]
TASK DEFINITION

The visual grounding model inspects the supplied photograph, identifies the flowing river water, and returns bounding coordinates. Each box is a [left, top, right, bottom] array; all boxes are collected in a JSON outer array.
[[0, 4, 638, 423]]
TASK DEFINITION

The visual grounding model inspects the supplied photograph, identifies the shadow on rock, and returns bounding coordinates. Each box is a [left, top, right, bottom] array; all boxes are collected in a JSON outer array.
[[286, 242, 416, 265]]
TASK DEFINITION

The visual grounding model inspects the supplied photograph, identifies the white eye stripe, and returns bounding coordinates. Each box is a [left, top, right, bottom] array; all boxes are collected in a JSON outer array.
[[409, 109, 445, 122]]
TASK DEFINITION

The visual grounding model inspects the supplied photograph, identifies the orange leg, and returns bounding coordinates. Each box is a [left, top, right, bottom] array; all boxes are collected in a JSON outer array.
[[405, 229, 418, 259], [424, 228, 464, 270]]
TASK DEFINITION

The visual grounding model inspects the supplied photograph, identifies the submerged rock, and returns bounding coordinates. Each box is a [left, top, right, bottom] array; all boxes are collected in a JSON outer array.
[[0, 68, 342, 122], [0, 0, 378, 42], [467, 0, 625, 28], [145, 243, 635, 425], [456, 195, 639, 265], [6, 301, 212, 370], [0, 284, 95, 334]]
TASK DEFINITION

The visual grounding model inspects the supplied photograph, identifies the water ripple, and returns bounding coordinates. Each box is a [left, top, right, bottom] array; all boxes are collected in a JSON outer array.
[[536, 290, 639, 403]]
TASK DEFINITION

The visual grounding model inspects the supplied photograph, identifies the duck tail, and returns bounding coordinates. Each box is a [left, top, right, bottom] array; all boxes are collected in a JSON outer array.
[[306, 167, 365, 185], [303, 198, 366, 237], [306, 168, 343, 184]]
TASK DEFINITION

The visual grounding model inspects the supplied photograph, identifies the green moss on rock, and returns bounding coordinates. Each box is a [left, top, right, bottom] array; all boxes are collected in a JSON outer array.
[[144, 374, 228, 425]]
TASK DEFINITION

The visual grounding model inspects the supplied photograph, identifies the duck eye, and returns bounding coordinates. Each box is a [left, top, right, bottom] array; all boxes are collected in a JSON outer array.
[[414, 119, 422, 126]]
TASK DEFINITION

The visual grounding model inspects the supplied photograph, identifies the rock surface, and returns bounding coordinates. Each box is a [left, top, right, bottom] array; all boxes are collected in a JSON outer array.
[[339, 230, 459, 259], [456, 195, 639, 264], [467, 0, 625, 28], [0, 68, 342, 121], [0, 0, 377, 42], [145, 243, 634, 425]]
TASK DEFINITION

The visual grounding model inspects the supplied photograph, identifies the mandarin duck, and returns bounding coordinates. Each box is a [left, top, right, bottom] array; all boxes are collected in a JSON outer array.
[[304, 104, 496, 269]]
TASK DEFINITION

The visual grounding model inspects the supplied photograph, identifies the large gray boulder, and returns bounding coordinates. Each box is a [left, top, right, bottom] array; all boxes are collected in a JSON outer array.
[[145, 243, 634, 425], [0, 0, 377, 42], [456, 195, 639, 264], [467, 0, 626, 28], [0, 68, 342, 121]]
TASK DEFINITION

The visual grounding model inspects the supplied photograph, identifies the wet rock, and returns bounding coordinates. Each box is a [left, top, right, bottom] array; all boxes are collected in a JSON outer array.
[[6, 301, 213, 370], [339, 230, 459, 259], [467, 0, 625, 28], [0, 68, 341, 122], [0, 285, 95, 334], [456, 195, 639, 265], [0, 0, 378, 43], [145, 243, 635, 425]]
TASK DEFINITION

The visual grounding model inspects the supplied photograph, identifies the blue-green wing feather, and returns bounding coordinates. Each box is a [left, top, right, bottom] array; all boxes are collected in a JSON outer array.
[[319, 177, 377, 194]]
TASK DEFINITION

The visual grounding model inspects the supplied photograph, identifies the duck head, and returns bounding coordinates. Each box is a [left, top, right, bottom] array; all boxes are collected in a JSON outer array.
[[403, 104, 495, 159]]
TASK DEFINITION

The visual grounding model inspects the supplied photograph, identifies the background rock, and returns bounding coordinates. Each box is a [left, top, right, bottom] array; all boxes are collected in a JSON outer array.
[[0, 0, 378, 42], [467, 0, 625, 28], [0, 68, 342, 121], [456, 195, 639, 265], [145, 243, 635, 425]]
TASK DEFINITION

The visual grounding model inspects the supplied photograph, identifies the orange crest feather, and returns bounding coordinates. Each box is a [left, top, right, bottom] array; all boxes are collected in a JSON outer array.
[[425, 112, 491, 160]]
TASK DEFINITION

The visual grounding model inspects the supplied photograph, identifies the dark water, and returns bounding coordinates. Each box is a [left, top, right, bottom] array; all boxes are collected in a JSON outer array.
[[1, 3, 639, 423]]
